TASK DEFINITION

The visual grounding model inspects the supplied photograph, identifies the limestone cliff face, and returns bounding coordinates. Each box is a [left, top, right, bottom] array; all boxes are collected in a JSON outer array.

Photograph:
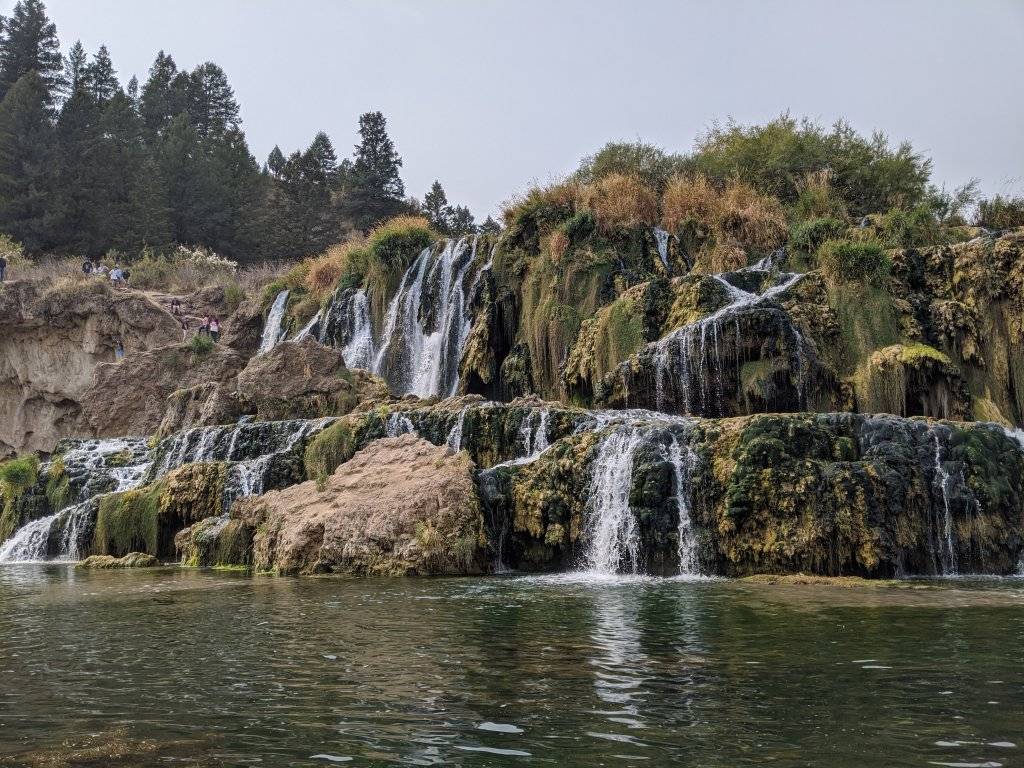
[[0, 280, 180, 457]]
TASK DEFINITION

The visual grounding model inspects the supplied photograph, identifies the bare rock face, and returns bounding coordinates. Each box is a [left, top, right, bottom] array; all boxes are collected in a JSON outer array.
[[220, 297, 265, 358], [157, 382, 245, 439], [233, 434, 485, 575], [0, 279, 180, 457], [236, 338, 389, 420], [79, 342, 247, 439]]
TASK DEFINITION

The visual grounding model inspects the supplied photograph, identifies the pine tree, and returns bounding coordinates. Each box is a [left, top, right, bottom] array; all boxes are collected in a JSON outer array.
[[449, 204, 476, 237], [83, 45, 119, 102], [186, 62, 239, 138], [0, 71, 58, 251], [61, 39, 86, 98], [125, 75, 138, 103], [422, 180, 452, 234], [0, 0, 63, 104], [341, 110, 406, 231], [139, 51, 183, 136], [479, 215, 501, 235], [266, 145, 285, 177]]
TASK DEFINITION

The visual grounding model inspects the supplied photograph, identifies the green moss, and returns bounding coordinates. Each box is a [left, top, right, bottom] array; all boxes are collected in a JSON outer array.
[[0, 454, 40, 541], [44, 456, 72, 512], [827, 283, 901, 375], [95, 484, 161, 557], [304, 418, 359, 487]]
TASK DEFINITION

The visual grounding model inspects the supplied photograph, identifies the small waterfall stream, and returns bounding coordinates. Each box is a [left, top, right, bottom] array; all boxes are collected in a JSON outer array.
[[652, 227, 671, 271], [258, 290, 290, 354]]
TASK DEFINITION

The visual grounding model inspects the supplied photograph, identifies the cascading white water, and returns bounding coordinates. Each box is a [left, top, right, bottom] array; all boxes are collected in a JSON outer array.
[[931, 431, 957, 575], [667, 435, 700, 575], [644, 269, 806, 415], [652, 227, 671, 271], [258, 290, 290, 354], [0, 437, 152, 564], [292, 313, 319, 342], [446, 407, 469, 453], [386, 412, 416, 437], [585, 426, 646, 575], [338, 290, 374, 369]]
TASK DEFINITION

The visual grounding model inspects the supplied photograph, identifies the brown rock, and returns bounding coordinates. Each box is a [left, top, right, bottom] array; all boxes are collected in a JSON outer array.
[[248, 434, 485, 575], [220, 297, 265, 358], [0, 279, 180, 456], [79, 342, 246, 438], [236, 338, 389, 420]]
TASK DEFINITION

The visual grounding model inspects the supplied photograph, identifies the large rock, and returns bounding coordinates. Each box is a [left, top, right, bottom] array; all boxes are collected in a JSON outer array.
[[0, 279, 180, 457], [78, 342, 246, 438], [182, 434, 486, 575], [236, 338, 388, 420]]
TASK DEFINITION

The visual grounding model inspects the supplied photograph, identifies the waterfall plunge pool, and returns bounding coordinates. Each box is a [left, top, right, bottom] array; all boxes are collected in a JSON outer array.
[[1, 566, 1022, 767]]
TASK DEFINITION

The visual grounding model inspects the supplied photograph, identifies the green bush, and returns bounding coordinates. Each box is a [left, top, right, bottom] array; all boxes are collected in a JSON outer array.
[[876, 205, 940, 248], [366, 216, 436, 269], [573, 140, 686, 189], [976, 195, 1024, 230], [789, 217, 846, 254], [818, 238, 890, 286], [304, 419, 359, 488], [0, 455, 41, 541], [188, 334, 214, 356]]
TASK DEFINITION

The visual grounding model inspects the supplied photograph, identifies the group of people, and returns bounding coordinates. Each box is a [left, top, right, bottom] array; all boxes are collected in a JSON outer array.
[[82, 260, 130, 286], [170, 298, 220, 342]]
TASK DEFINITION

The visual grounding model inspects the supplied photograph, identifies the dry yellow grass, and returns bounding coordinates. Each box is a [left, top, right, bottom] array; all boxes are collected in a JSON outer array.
[[304, 238, 367, 298], [581, 173, 658, 235]]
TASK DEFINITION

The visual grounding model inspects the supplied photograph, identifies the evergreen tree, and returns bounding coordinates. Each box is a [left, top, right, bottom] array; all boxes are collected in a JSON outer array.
[[186, 62, 239, 138], [61, 39, 86, 98], [449, 204, 476, 237], [125, 75, 138, 103], [0, 0, 63, 104], [0, 71, 58, 251], [422, 180, 452, 233], [341, 110, 406, 231], [479, 215, 501, 235], [82, 44, 118, 102], [139, 51, 182, 136], [266, 145, 285, 177]]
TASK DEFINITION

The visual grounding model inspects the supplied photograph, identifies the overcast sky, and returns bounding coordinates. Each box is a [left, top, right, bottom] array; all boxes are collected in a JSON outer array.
[[36, 0, 1024, 218]]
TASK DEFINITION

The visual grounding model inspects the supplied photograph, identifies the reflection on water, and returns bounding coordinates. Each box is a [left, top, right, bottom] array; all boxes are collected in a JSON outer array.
[[0, 566, 1022, 766]]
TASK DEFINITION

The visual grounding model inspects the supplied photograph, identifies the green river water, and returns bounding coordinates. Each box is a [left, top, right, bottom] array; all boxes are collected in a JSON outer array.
[[0, 566, 1022, 767]]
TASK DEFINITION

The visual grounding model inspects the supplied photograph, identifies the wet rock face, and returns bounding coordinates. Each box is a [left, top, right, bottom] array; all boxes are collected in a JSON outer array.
[[195, 434, 487, 576], [236, 338, 388, 420], [0, 280, 180, 456]]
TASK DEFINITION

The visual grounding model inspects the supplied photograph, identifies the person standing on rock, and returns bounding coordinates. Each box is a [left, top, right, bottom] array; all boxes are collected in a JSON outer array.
[[82, 259, 93, 276], [179, 315, 190, 341], [0, 254, 6, 282], [209, 315, 221, 343]]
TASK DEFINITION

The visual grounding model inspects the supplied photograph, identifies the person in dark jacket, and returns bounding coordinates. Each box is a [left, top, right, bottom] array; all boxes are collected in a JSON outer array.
[[0, 255, 7, 281]]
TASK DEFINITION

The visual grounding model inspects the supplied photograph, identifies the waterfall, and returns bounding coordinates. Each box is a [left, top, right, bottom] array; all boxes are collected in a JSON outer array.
[[491, 408, 553, 469], [585, 426, 646, 575], [372, 237, 478, 397], [0, 438, 152, 564], [652, 227, 671, 271], [636, 269, 808, 416], [340, 290, 374, 368], [931, 431, 958, 575], [152, 417, 335, 508], [667, 435, 700, 575], [258, 290, 290, 355], [386, 412, 416, 437], [446, 407, 469, 453], [292, 313, 320, 342]]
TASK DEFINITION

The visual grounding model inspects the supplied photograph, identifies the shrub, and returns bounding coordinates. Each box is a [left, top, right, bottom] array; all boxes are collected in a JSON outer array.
[[581, 173, 658, 235], [790, 217, 846, 254], [187, 334, 214, 356], [304, 419, 358, 488], [0, 455, 40, 541], [792, 169, 847, 220], [0, 233, 30, 270], [818, 238, 890, 286], [304, 239, 371, 298], [976, 195, 1024, 230], [501, 181, 583, 237], [661, 175, 787, 255], [875, 205, 941, 248], [561, 210, 596, 242], [689, 115, 932, 216], [365, 216, 437, 269], [573, 140, 686, 189]]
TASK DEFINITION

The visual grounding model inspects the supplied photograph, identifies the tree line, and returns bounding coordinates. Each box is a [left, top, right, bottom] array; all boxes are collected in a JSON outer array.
[[0, 0, 495, 262]]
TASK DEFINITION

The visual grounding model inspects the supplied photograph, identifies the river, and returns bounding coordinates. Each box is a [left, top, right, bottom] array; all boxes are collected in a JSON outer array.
[[1, 567, 1022, 766]]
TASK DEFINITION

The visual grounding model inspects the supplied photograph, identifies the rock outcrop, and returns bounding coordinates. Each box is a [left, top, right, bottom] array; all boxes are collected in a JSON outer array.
[[78, 342, 247, 438], [179, 434, 486, 575], [0, 279, 180, 457], [235, 338, 388, 420]]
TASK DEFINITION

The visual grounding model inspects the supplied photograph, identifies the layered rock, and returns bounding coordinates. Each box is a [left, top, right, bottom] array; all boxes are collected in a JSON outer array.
[[0, 279, 180, 456]]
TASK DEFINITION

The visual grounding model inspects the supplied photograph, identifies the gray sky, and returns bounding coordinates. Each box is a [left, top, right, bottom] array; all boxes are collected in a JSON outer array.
[[38, 0, 1024, 218]]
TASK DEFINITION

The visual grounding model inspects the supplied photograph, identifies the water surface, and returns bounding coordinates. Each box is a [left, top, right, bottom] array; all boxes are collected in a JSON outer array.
[[1, 567, 1022, 766]]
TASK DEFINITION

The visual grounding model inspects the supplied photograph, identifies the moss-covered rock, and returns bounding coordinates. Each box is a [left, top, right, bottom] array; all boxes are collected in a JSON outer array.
[[77, 552, 158, 568]]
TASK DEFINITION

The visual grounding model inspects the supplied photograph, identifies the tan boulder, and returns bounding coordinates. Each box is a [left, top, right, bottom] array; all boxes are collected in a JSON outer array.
[[236, 338, 388, 420], [244, 434, 485, 575]]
